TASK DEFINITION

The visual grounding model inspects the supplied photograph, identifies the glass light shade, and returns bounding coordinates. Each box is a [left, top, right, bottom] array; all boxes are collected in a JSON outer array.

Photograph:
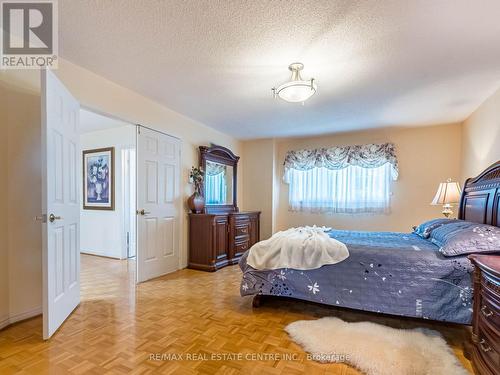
[[431, 180, 462, 205], [275, 81, 317, 103], [272, 62, 317, 103]]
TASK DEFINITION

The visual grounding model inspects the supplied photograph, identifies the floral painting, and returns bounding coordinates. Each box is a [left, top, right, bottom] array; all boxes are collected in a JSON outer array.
[[83, 147, 115, 210]]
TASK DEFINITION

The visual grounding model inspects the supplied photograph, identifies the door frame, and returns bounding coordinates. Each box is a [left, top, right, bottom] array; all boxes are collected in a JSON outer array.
[[122, 147, 137, 259], [80, 105, 138, 265], [79, 106, 184, 275]]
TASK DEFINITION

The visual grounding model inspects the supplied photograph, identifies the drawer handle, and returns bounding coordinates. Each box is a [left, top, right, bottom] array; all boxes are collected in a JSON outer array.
[[479, 339, 492, 353], [241, 228, 248, 233], [481, 305, 493, 318]]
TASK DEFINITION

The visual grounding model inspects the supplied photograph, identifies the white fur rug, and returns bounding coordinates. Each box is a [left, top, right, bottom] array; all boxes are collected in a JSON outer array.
[[285, 317, 467, 375]]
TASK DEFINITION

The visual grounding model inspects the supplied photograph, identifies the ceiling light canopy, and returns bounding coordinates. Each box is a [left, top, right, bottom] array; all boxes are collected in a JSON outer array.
[[272, 63, 317, 103]]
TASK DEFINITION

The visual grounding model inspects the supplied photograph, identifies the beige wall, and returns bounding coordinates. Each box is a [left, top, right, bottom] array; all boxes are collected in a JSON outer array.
[[7, 88, 42, 320], [57, 60, 244, 268], [0, 54, 496, 329], [242, 139, 275, 239], [0, 59, 242, 326], [461, 87, 500, 181], [0, 83, 42, 328], [0, 86, 9, 326], [0, 59, 243, 266], [242, 123, 463, 235]]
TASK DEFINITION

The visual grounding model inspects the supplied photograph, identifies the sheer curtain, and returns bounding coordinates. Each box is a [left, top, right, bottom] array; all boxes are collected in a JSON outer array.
[[287, 163, 392, 213], [205, 172, 226, 204]]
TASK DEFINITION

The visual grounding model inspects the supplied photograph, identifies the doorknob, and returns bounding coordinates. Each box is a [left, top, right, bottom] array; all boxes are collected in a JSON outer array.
[[48, 214, 62, 223], [137, 209, 151, 216]]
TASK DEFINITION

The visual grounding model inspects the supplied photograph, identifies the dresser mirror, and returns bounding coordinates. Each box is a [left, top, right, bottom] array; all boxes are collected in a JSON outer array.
[[190, 146, 260, 271], [199, 145, 239, 213], [205, 160, 234, 205]]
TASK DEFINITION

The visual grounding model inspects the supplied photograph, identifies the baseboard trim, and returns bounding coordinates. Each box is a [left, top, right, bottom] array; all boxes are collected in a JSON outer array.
[[0, 315, 9, 330], [80, 251, 123, 260], [0, 306, 42, 331]]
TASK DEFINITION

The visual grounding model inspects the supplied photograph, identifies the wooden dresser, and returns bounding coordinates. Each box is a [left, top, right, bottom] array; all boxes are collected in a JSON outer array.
[[468, 255, 500, 375], [188, 211, 260, 271], [189, 145, 261, 271]]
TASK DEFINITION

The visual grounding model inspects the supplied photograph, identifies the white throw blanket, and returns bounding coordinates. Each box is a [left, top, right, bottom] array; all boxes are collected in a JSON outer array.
[[246, 226, 349, 270]]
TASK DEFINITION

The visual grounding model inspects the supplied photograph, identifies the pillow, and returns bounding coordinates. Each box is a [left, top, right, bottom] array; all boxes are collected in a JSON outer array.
[[429, 220, 475, 245], [430, 221, 500, 256], [413, 218, 456, 239]]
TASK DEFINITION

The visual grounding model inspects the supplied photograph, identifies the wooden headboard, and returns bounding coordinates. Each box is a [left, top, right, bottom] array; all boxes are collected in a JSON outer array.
[[458, 161, 500, 227]]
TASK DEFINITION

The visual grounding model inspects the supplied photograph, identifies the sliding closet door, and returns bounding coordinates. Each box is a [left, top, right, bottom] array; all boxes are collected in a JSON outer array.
[[136, 126, 181, 282]]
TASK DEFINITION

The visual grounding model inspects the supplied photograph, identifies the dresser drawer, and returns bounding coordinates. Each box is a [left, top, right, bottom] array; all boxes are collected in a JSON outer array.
[[482, 271, 500, 297], [226, 211, 260, 264], [469, 255, 500, 375], [233, 215, 250, 224], [235, 222, 250, 239], [234, 240, 250, 256], [480, 289, 500, 333], [477, 320, 500, 373]]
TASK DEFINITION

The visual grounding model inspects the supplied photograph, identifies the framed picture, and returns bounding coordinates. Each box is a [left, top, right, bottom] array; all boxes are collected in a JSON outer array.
[[83, 147, 115, 210]]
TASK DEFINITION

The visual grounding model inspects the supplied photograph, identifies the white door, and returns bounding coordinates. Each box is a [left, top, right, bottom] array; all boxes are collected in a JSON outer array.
[[136, 126, 181, 282], [41, 70, 80, 339]]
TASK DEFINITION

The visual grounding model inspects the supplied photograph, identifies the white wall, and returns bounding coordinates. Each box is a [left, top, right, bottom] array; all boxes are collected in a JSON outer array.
[[80, 125, 136, 259]]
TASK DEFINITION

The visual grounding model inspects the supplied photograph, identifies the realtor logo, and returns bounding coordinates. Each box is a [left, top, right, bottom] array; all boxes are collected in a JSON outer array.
[[1, 0, 58, 69]]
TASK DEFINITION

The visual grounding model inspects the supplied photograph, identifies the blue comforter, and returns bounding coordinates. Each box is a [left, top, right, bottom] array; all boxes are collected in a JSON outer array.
[[239, 230, 474, 324]]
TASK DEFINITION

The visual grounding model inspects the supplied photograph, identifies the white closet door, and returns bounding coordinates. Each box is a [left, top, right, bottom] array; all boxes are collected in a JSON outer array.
[[136, 126, 181, 282], [41, 69, 80, 339]]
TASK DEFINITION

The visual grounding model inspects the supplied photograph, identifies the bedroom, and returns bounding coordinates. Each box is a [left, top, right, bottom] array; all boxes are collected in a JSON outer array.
[[0, 1, 499, 374]]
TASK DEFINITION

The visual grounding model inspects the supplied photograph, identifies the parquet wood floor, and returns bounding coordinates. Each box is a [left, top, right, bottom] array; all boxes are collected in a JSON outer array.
[[0, 255, 473, 374]]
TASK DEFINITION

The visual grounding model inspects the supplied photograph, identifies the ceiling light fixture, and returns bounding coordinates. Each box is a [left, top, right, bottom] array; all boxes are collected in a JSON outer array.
[[272, 63, 317, 103]]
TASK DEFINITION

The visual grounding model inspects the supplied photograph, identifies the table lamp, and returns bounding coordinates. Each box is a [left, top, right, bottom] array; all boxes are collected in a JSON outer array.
[[431, 178, 462, 218]]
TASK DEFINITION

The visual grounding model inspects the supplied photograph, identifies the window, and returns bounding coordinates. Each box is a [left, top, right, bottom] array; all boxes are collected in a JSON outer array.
[[287, 163, 393, 213], [283, 142, 398, 214], [205, 172, 226, 204]]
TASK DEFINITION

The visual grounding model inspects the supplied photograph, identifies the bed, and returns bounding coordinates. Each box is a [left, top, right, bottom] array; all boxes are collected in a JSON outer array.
[[239, 161, 500, 324]]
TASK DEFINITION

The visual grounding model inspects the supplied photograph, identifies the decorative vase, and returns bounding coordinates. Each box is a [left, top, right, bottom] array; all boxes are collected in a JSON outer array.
[[188, 192, 205, 214]]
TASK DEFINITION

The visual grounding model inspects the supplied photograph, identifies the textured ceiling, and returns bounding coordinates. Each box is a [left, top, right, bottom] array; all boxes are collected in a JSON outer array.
[[60, 1, 500, 139]]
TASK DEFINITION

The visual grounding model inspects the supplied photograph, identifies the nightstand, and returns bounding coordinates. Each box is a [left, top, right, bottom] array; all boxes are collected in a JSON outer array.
[[468, 255, 500, 375]]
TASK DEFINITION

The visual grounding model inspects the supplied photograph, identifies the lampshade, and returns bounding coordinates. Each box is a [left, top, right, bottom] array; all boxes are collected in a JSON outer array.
[[272, 63, 317, 103], [431, 179, 462, 205]]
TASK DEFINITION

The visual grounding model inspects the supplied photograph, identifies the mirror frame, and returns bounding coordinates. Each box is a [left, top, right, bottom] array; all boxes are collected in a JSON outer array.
[[200, 145, 239, 214]]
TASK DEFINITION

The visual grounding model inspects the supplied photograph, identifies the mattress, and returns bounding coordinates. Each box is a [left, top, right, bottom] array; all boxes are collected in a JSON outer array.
[[239, 230, 474, 324]]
